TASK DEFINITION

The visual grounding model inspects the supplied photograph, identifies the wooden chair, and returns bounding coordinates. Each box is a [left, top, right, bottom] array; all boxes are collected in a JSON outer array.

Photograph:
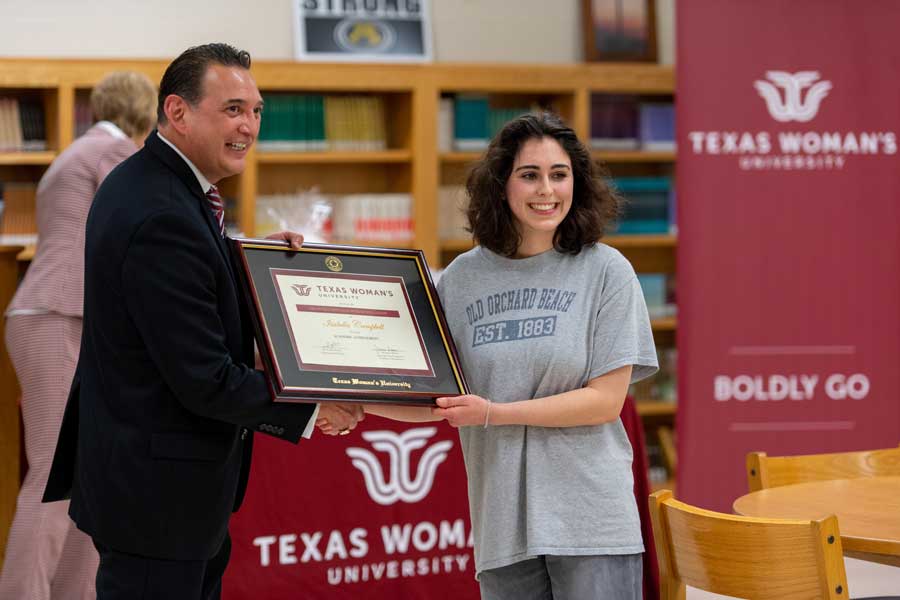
[[746, 444, 900, 492], [649, 489, 849, 599]]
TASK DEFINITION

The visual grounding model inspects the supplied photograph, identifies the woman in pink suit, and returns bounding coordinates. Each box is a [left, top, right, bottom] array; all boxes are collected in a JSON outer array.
[[0, 71, 157, 600]]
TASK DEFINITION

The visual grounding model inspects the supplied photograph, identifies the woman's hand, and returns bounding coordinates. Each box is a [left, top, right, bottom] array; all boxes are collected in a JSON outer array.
[[432, 394, 490, 428], [431, 365, 633, 429]]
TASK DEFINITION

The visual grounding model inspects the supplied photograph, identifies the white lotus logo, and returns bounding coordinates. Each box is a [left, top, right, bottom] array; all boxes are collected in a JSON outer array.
[[346, 427, 453, 505], [754, 71, 832, 122]]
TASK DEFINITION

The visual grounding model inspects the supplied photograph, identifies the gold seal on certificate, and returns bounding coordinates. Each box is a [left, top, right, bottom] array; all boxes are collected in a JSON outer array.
[[231, 239, 468, 406]]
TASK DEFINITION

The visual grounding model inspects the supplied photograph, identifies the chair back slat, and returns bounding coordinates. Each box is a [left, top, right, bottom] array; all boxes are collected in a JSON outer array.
[[747, 444, 900, 492], [649, 490, 848, 600]]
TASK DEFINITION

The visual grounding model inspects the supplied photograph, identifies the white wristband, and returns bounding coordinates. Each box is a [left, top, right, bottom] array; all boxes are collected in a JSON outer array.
[[483, 398, 492, 428]]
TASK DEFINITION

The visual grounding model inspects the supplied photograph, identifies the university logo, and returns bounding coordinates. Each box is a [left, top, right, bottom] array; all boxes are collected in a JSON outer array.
[[346, 427, 453, 505], [334, 19, 396, 53], [754, 71, 832, 123], [291, 284, 312, 297]]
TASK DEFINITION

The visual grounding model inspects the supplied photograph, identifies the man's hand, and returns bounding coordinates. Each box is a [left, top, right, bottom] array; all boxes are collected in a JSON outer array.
[[316, 404, 365, 436], [265, 230, 304, 249]]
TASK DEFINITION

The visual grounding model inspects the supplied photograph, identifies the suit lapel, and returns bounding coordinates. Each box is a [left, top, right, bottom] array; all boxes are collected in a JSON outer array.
[[145, 131, 238, 285]]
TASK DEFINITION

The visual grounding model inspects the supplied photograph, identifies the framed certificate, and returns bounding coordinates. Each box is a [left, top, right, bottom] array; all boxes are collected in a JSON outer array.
[[231, 239, 468, 406]]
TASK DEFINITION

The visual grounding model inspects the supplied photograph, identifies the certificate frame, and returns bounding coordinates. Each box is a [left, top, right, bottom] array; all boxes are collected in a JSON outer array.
[[230, 238, 467, 406]]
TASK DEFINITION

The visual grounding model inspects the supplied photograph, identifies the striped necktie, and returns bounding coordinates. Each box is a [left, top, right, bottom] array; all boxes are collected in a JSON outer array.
[[206, 185, 225, 237]]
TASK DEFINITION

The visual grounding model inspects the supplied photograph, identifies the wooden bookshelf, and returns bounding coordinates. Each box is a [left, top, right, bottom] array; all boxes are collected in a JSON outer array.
[[0, 58, 675, 265], [442, 150, 675, 167], [594, 150, 676, 163], [0, 61, 680, 550], [440, 151, 484, 164], [606, 234, 677, 249], [440, 238, 474, 253], [636, 401, 678, 418], [331, 238, 414, 249], [16, 245, 35, 262], [651, 316, 677, 332], [256, 150, 412, 164], [0, 151, 56, 165]]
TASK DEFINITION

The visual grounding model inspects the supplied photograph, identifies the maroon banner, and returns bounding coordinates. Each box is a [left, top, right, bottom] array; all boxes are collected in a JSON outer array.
[[677, 0, 900, 510], [224, 419, 478, 598]]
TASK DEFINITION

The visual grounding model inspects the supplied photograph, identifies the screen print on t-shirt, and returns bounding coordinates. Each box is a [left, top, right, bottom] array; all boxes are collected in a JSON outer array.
[[464, 287, 577, 347]]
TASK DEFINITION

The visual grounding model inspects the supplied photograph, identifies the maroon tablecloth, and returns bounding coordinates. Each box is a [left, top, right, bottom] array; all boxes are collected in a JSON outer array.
[[621, 395, 660, 600]]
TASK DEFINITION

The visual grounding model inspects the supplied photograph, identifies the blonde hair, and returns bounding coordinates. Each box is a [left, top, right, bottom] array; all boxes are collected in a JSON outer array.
[[90, 71, 158, 140]]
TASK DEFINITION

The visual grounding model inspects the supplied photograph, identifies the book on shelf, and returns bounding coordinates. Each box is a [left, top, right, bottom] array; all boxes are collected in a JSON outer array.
[[0, 97, 47, 152], [637, 273, 677, 320], [258, 94, 327, 152], [639, 102, 675, 152], [668, 188, 678, 235], [610, 176, 673, 234], [438, 185, 469, 240], [487, 107, 529, 138], [326, 95, 387, 152], [75, 93, 93, 138], [222, 193, 243, 238], [306, 95, 328, 151], [590, 94, 639, 150], [438, 97, 453, 153], [453, 95, 489, 151], [0, 98, 24, 151], [333, 193, 411, 242], [257, 94, 387, 152], [0, 182, 37, 236], [20, 99, 46, 150], [645, 443, 667, 486], [325, 96, 351, 151], [630, 345, 677, 405], [645, 438, 674, 487], [451, 95, 533, 152]]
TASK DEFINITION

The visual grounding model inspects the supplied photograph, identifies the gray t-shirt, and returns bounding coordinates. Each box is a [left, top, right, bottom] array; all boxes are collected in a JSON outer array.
[[436, 244, 659, 576]]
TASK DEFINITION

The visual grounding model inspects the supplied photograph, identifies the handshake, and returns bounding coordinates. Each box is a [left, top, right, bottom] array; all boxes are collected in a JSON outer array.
[[313, 394, 492, 436], [315, 403, 365, 436]]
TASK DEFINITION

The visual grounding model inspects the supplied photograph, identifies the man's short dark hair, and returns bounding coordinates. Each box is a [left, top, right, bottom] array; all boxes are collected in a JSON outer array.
[[465, 112, 622, 257], [157, 43, 252, 124]]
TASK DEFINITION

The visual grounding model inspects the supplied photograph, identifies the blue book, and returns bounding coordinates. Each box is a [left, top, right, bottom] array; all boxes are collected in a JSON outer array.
[[453, 95, 489, 151], [637, 274, 667, 310], [611, 177, 671, 234], [591, 94, 639, 149], [639, 103, 675, 151]]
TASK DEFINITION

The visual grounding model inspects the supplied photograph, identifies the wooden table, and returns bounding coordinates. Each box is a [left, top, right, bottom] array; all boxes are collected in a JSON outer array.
[[733, 476, 900, 568]]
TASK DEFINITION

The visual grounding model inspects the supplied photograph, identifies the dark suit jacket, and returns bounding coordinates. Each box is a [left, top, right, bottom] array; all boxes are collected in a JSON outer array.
[[44, 130, 315, 561]]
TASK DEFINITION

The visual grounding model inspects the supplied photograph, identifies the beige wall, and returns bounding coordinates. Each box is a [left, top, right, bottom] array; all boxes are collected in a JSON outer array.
[[0, 0, 672, 63]]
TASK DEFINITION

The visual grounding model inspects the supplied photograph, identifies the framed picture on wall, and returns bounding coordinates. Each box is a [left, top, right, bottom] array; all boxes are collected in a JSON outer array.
[[582, 0, 657, 62], [293, 0, 433, 62]]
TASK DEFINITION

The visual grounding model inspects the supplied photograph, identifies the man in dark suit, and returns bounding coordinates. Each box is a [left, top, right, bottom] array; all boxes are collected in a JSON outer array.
[[43, 43, 363, 599]]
